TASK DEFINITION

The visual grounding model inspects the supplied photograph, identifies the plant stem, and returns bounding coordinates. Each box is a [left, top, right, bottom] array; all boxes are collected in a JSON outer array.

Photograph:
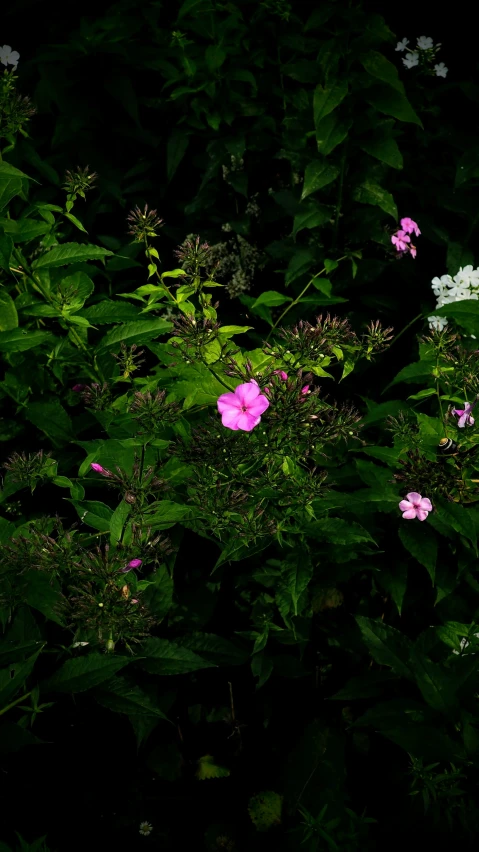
[[388, 312, 423, 348], [0, 691, 32, 717], [332, 143, 348, 252]]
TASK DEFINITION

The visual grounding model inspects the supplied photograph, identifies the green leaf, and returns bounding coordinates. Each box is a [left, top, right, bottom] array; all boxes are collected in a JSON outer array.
[[167, 130, 190, 183], [179, 633, 248, 666], [32, 242, 113, 269], [0, 218, 50, 243], [399, 523, 437, 584], [94, 675, 171, 720], [248, 791, 283, 831], [313, 80, 348, 126], [79, 301, 140, 324], [109, 500, 131, 546], [96, 317, 172, 352], [196, 754, 230, 780], [43, 654, 131, 693], [0, 228, 13, 272], [378, 560, 407, 616], [56, 271, 94, 312], [218, 325, 253, 338], [25, 400, 73, 443], [70, 500, 113, 532], [0, 290, 18, 331], [0, 328, 53, 353], [315, 114, 352, 156], [355, 616, 414, 679], [301, 161, 340, 201], [307, 517, 376, 546], [365, 85, 423, 127], [360, 50, 404, 92], [434, 498, 477, 549], [433, 299, 479, 335], [24, 571, 64, 625], [0, 650, 42, 708], [139, 564, 173, 622], [142, 500, 191, 530], [276, 555, 313, 619], [409, 650, 458, 715], [0, 162, 29, 211], [64, 211, 88, 233], [0, 639, 44, 668], [292, 202, 331, 236], [352, 182, 397, 219], [140, 637, 214, 675], [359, 137, 403, 170], [446, 241, 474, 277], [205, 44, 226, 71], [251, 290, 293, 309]]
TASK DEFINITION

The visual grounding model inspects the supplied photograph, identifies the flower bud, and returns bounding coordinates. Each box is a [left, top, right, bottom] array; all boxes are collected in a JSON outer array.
[[106, 638, 116, 652]]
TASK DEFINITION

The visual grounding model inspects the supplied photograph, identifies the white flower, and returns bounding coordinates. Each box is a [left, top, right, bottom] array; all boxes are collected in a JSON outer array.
[[395, 38, 409, 52], [428, 315, 448, 332], [453, 634, 479, 655], [139, 822, 153, 837], [434, 62, 448, 78], [0, 44, 20, 68], [417, 36, 434, 50], [72, 641, 89, 648], [402, 52, 419, 69]]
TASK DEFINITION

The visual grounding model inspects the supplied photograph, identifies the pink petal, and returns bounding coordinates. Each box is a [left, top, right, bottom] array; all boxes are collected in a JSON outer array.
[[402, 509, 418, 519], [301, 385, 310, 394], [410, 247, 417, 259], [246, 394, 270, 417], [236, 411, 261, 431], [221, 409, 241, 430], [457, 414, 468, 428], [217, 392, 241, 413], [416, 508, 429, 521], [399, 500, 414, 511], [235, 382, 261, 407], [418, 498, 432, 511], [405, 492, 422, 504], [469, 415, 475, 426]]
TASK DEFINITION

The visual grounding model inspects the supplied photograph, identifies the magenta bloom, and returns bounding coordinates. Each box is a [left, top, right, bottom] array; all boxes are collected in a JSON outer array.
[[453, 401, 476, 428], [217, 381, 270, 431], [273, 370, 288, 381], [120, 558, 143, 574], [410, 246, 417, 259], [72, 384, 86, 392], [400, 217, 421, 237], [90, 462, 112, 477], [391, 230, 411, 252], [399, 492, 432, 521]]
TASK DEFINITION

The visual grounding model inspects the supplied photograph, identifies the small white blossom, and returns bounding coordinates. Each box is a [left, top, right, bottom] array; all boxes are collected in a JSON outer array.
[[139, 822, 153, 837], [428, 315, 448, 332], [417, 36, 434, 50], [0, 44, 20, 68], [434, 62, 448, 78], [402, 52, 419, 69], [395, 38, 409, 52]]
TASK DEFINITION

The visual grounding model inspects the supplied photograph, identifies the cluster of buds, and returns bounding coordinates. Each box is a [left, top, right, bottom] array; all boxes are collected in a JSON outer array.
[[2, 516, 76, 582], [170, 415, 259, 472], [361, 320, 394, 360], [386, 411, 423, 449], [174, 234, 215, 277], [62, 165, 97, 211], [269, 314, 358, 363], [442, 348, 479, 399], [111, 343, 146, 379], [169, 313, 233, 363], [126, 204, 164, 242], [90, 457, 170, 507], [129, 389, 181, 433], [392, 449, 468, 501], [3, 450, 56, 491], [72, 382, 112, 410]]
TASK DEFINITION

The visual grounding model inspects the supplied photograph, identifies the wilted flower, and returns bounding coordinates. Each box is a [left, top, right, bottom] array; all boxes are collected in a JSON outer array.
[[127, 204, 164, 241], [217, 382, 270, 431], [0, 45, 20, 68], [399, 492, 432, 521]]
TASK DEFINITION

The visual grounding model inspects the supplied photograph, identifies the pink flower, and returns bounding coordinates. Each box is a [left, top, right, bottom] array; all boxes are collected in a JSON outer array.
[[273, 370, 288, 381], [391, 230, 411, 252], [410, 246, 417, 259], [90, 462, 112, 477], [399, 492, 433, 521], [301, 385, 310, 394], [130, 599, 139, 604], [120, 558, 143, 574], [217, 381, 270, 431], [72, 384, 86, 392], [400, 217, 421, 237], [452, 400, 476, 428]]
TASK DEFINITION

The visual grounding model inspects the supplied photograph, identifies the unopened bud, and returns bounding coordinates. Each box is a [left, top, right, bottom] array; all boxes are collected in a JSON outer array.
[[106, 638, 116, 652]]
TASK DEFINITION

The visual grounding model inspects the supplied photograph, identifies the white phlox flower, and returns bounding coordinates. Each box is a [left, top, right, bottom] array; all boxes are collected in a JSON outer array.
[[0, 44, 20, 68], [434, 62, 448, 78], [395, 38, 409, 52], [402, 52, 419, 69], [417, 36, 434, 50]]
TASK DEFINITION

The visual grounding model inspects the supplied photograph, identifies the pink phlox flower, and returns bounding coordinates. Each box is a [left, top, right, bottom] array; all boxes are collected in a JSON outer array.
[[391, 230, 411, 252], [90, 462, 112, 477], [217, 381, 269, 431], [453, 400, 476, 428], [399, 492, 432, 521], [400, 217, 421, 237], [301, 385, 310, 395], [120, 558, 143, 574], [273, 370, 288, 381]]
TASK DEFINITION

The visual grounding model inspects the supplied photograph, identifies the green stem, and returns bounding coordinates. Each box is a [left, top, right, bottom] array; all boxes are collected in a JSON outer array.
[[0, 691, 32, 717], [388, 312, 423, 348], [206, 364, 237, 393], [332, 144, 348, 252], [265, 257, 347, 343]]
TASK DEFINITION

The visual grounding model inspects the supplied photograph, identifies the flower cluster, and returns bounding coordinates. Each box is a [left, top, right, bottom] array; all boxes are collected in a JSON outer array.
[[90, 458, 170, 507], [73, 382, 112, 410], [174, 234, 215, 276], [3, 450, 56, 491], [393, 449, 470, 502], [126, 204, 164, 242], [428, 265, 479, 332], [62, 165, 98, 201], [111, 342, 146, 379], [194, 233, 266, 299], [129, 389, 181, 433], [395, 36, 448, 78], [391, 217, 421, 259]]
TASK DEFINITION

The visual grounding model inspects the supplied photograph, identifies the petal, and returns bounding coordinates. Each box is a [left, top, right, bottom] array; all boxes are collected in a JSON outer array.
[[217, 392, 241, 413], [402, 509, 417, 519], [458, 414, 467, 428], [399, 500, 413, 511], [405, 492, 422, 504], [416, 509, 429, 521], [469, 415, 475, 426], [236, 411, 261, 431], [418, 498, 432, 511], [235, 381, 261, 406], [221, 409, 241, 430], [247, 394, 270, 416]]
